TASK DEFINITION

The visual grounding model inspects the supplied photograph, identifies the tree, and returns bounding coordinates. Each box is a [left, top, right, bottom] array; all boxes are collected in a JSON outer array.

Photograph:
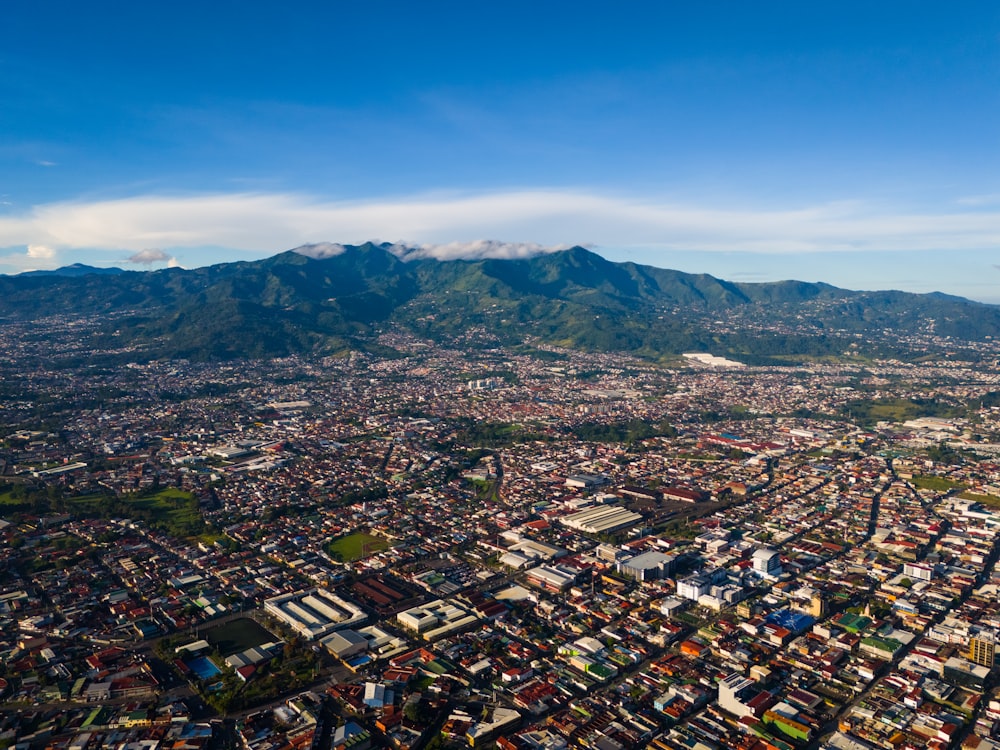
[[404, 700, 432, 724]]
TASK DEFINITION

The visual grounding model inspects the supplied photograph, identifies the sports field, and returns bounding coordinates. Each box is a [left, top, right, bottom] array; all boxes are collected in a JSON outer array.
[[325, 531, 390, 562]]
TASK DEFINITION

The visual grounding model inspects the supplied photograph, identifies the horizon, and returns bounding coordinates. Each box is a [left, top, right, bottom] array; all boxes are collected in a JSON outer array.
[[3, 3, 1000, 302]]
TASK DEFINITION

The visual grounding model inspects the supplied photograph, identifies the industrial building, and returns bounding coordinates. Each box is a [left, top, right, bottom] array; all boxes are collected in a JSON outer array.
[[396, 599, 479, 642], [264, 588, 367, 640], [559, 504, 644, 535]]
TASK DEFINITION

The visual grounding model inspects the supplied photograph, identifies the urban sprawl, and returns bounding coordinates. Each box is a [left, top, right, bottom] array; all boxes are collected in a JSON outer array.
[[5, 322, 1000, 750]]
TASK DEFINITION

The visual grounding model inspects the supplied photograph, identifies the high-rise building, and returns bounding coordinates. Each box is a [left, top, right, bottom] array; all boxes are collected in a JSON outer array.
[[809, 592, 826, 619], [969, 630, 996, 668]]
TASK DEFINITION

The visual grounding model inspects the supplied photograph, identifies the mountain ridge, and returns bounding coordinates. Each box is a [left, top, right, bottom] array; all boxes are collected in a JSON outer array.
[[2, 244, 994, 363]]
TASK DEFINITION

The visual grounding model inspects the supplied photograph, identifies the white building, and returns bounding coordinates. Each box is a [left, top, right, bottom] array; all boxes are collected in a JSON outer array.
[[264, 588, 366, 640], [752, 548, 782, 579]]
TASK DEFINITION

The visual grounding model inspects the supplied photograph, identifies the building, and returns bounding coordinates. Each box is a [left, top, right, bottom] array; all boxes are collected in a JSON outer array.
[[525, 564, 579, 592], [595, 544, 628, 563], [969, 631, 997, 668], [752, 548, 782, 579], [616, 551, 676, 582], [564, 474, 608, 490], [903, 562, 935, 582], [676, 569, 727, 601], [809, 592, 826, 619], [264, 588, 367, 640], [662, 486, 708, 503], [560, 504, 644, 535], [322, 629, 370, 660], [943, 656, 990, 691], [718, 672, 756, 718], [396, 599, 479, 641], [466, 707, 521, 747]]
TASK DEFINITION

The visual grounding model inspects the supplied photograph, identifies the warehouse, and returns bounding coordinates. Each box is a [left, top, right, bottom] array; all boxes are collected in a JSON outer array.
[[264, 588, 366, 640], [560, 505, 644, 534]]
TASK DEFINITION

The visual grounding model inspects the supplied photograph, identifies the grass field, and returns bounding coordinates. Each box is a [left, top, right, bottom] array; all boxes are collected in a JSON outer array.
[[325, 532, 390, 562], [72, 487, 213, 540], [203, 617, 278, 656], [959, 491, 1000, 508], [911, 475, 965, 492], [843, 398, 963, 426], [0, 483, 217, 541]]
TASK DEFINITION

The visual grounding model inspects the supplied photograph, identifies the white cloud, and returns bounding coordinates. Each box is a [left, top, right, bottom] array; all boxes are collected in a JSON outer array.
[[391, 240, 569, 261], [1, 190, 1000, 266], [127, 248, 173, 265], [27, 244, 56, 259], [291, 242, 346, 259], [0, 243, 60, 273]]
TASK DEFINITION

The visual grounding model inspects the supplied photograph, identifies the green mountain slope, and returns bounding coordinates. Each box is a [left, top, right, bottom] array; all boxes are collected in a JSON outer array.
[[2, 243, 996, 362]]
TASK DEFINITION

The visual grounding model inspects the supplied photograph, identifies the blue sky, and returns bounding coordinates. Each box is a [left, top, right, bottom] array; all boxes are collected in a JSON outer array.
[[3, 2, 1000, 301]]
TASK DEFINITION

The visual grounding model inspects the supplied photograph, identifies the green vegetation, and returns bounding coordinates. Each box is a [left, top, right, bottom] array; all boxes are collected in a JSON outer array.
[[910, 475, 965, 492], [0, 484, 217, 540], [457, 369, 518, 384], [3, 243, 996, 362], [70, 487, 214, 540], [455, 419, 551, 447], [158, 629, 320, 715], [325, 531, 390, 562], [959, 491, 1000, 508], [924, 442, 966, 465], [468, 478, 501, 502], [841, 397, 962, 427], [571, 418, 677, 444], [0, 489, 25, 508]]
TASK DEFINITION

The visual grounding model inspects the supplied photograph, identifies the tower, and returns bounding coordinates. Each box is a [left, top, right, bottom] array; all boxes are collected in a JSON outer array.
[[969, 631, 996, 668], [809, 592, 826, 619]]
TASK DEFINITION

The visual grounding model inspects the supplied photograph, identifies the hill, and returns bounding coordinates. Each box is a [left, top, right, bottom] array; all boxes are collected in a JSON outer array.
[[19, 263, 125, 278], [2, 243, 995, 363]]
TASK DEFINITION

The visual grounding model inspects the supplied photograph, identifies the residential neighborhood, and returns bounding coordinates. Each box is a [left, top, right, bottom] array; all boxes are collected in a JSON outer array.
[[4, 325, 1000, 750]]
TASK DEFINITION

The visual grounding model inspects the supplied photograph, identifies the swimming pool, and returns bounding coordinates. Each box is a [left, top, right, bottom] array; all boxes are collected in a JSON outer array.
[[186, 656, 222, 681]]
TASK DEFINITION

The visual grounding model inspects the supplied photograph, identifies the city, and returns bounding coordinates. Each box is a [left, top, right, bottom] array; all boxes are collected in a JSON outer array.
[[4, 319, 1000, 750], [4, 4, 1000, 750]]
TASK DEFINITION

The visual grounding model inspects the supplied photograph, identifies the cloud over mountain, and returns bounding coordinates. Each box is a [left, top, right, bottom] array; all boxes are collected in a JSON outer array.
[[391, 240, 569, 261], [291, 242, 347, 259]]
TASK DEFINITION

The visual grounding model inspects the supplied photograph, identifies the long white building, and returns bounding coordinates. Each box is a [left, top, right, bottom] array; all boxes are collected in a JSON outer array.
[[264, 588, 366, 640], [560, 505, 643, 534]]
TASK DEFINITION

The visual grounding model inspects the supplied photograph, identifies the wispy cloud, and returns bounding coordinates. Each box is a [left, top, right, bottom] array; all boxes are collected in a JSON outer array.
[[293, 240, 567, 262], [1, 190, 999, 266], [292, 242, 346, 259], [392, 240, 570, 261], [956, 194, 1000, 207]]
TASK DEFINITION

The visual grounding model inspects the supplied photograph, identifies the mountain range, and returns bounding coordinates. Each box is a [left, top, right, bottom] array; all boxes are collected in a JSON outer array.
[[2, 243, 995, 363]]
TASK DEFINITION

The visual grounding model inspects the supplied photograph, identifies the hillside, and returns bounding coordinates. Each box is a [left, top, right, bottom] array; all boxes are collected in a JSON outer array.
[[2, 243, 996, 363]]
